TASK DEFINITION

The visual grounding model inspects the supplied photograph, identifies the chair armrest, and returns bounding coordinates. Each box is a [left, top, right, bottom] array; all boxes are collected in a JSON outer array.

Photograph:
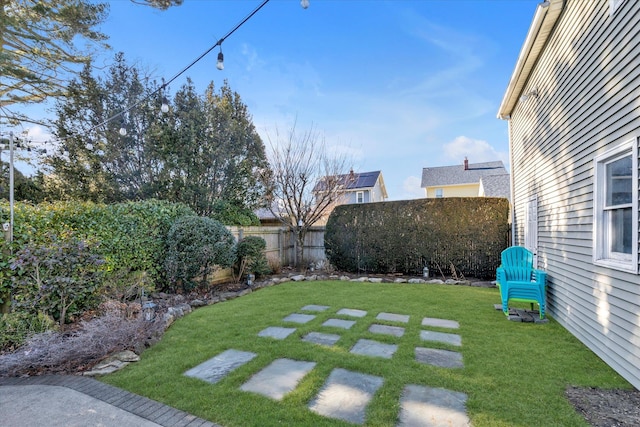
[[533, 269, 547, 286], [496, 267, 506, 286]]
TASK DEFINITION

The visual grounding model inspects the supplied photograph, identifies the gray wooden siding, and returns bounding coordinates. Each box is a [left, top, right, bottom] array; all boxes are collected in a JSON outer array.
[[508, 0, 640, 388]]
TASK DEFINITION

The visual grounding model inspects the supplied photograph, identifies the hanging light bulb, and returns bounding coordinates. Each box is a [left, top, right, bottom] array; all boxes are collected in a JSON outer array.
[[216, 50, 224, 71], [119, 126, 127, 136], [161, 97, 169, 113], [300, 0, 309, 9]]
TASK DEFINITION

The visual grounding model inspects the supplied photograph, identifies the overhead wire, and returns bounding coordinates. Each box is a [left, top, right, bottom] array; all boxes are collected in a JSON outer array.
[[8, 0, 274, 147]]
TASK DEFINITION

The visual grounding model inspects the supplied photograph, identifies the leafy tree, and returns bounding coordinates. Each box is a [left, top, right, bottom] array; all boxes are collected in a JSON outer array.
[[262, 124, 352, 267], [46, 56, 269, 216], [0, 0, 109, 124], [132, 0, 183, 10]]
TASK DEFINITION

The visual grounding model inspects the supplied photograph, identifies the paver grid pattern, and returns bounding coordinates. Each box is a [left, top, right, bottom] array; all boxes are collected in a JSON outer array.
[[184, 306, 470, 426]]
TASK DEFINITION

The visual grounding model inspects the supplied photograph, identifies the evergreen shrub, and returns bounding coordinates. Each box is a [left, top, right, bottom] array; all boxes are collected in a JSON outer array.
[[164, 216, 236, 292], [325, 198, 509, 279]]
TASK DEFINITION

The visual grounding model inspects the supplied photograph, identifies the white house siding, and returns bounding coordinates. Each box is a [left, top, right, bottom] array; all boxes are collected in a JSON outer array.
[[509, 0, 640, 388]]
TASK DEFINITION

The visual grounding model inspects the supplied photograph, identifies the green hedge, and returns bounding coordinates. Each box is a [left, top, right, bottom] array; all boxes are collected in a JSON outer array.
[[0, 199, 196, 295], [325, 198, 509, 279]]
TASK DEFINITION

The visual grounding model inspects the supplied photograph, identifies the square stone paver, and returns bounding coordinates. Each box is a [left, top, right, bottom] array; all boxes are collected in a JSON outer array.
[[184, 349, 257, 384], [422, 317, 460, 329], [258, 326, 297, 340], [350, 339, 398, 359], [415, 347, 464, 368], [397, 385, 470, 427], [322, 318, 356, 329], [301, 304, 330, 312], [240, 358, 316, 401], [337, 308, 368, 318], [377, 312, 410, 323], [369, 324, 405, 337], [302, 332, 341, 346], [420, 330, 462, 346], [283, 313, 316, 324], [309, 368, 384, 425]]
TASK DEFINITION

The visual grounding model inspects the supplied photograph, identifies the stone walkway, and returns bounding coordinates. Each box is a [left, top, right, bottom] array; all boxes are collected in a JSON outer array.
[[184, 305, 469, 426]]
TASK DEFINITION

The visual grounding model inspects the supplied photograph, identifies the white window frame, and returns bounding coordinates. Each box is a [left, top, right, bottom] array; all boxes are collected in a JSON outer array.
[[356, 191, 364, 203], [435, 188, 443, 198], [593, 138, 638, 273]]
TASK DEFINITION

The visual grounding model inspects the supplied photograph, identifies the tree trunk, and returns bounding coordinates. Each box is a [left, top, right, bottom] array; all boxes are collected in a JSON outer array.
[[295, 228, 305, 268]]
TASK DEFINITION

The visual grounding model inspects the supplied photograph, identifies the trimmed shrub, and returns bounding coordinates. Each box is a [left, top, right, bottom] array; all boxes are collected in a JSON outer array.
[[164, 216, 236, 292], [325, 198, 509, 279], [211, 200, 260, 226], [235, 236, 271, 281]]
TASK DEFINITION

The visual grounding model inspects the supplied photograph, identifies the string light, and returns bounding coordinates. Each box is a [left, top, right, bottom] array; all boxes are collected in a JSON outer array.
[[216, 48, 224, 71], [2, 0, 307, 149]]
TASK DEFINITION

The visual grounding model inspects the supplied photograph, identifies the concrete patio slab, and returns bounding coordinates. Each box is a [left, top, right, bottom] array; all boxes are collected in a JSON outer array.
[[240, 358, 316, 401], [302, 332, 341, 346], [301, 304, 330, 312], [283, 313, 316, 324], [322, 318, 356, 329], [350, 338, 398, 359], [377, 312, 410, 323], [420, 330, 462, 347], [397, 384, 470, 427], [415, 347, 464, 369], [309, 368, 384, 425], [421, 317, 460, 329], [184, 349, 257, 384], [337, 308, 368, 318], [369, 324, 405, 337], [258, 326, 297, 339]]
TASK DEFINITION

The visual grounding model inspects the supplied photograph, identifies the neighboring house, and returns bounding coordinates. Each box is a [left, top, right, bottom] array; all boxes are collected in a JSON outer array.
[[498, 0, 640, 388], [313, 170, 388, 225], [315, 169, 388, 205], [421, 158, 510, 199]]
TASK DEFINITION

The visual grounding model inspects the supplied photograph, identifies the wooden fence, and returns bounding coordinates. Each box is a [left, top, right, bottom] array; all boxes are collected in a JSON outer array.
[[226, 226, 327, 268]]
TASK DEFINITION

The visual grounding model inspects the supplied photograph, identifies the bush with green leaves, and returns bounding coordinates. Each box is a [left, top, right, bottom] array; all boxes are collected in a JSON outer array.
[[235, 236, 271, 281], [10, 234, 105, 329], [0, 311, 57, 352], [210, 200, 260, 226], [164, 216, 236, 292], [0, 199, 196, 296]]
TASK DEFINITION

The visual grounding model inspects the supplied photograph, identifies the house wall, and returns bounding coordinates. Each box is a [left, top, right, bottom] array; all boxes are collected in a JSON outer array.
[[508, 0, 640, 388], [425, 184, 479, 198]]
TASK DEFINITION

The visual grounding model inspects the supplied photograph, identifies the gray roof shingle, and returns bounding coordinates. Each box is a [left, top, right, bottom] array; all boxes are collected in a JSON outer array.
[[479, 174, 511, 199], [421, 161, 507, 187]]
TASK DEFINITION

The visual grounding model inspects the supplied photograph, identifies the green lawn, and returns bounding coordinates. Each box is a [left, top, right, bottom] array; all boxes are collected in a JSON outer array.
[[102, 280, 631, 426]]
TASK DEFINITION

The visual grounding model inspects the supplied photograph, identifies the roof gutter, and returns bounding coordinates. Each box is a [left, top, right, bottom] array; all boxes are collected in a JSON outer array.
[[497, 0, 564, 120]]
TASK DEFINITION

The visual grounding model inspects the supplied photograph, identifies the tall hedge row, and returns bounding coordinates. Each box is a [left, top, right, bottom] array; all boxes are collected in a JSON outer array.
[[0, 199, 196, 290], [324, 198, 509, 279]]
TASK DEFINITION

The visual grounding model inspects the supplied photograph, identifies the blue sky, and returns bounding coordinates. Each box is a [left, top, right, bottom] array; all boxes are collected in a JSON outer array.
[[17, 0, 539, 200]]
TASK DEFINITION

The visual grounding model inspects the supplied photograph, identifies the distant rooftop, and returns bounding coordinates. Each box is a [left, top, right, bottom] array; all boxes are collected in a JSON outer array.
[[314, 170, 385, 192], [479, 174, 511, 200], [421, 160, 507, 188]]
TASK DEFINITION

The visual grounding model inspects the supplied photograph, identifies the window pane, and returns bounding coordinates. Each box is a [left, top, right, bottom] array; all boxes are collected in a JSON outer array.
[[606, 155, 632, 206], [610, 207, 632, 254]]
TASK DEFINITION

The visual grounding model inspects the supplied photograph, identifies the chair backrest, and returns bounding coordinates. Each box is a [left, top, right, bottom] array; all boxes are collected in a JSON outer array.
[[501, 246, 534, 282]]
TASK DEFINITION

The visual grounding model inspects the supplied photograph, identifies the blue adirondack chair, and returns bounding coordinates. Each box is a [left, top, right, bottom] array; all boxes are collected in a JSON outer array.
[[496, 246, 547, 319]]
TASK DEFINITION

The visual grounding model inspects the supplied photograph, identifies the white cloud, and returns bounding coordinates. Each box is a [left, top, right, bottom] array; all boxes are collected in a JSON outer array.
[[442, 136, 508, 166], [402, 175, 423, 200]]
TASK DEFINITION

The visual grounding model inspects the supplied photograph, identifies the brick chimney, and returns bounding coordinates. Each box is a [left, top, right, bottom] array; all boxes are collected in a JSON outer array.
[[464, 157, 469, 170]]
